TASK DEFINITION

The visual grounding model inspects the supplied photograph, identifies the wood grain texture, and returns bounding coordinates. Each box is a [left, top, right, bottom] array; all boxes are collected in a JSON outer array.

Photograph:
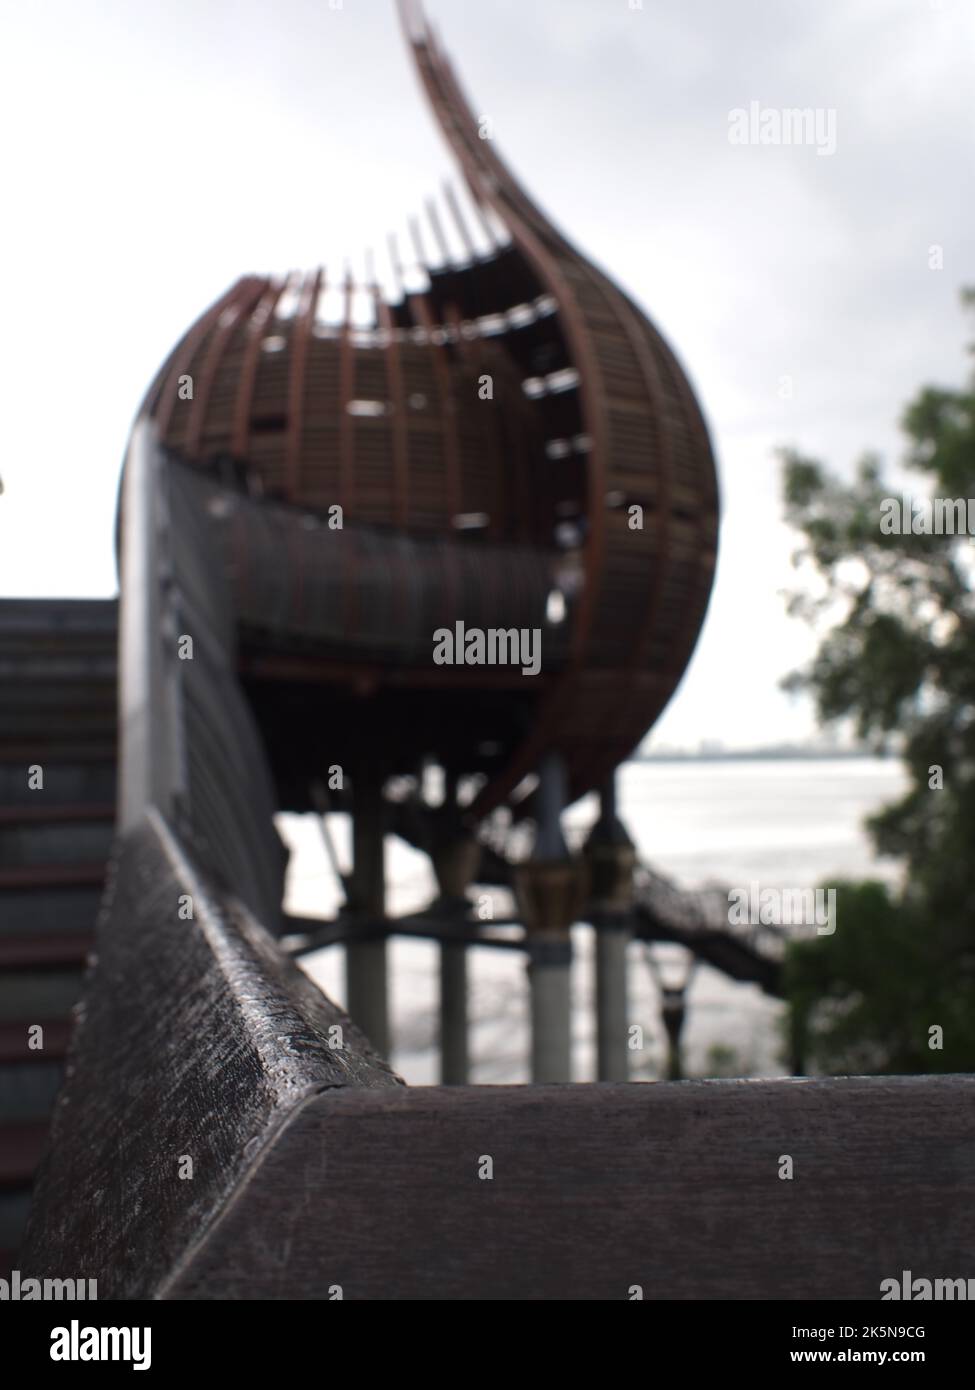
[[168, 1076, 975, 1301], [20, 810, 401, 1299], [21, 829, 975, 1302]]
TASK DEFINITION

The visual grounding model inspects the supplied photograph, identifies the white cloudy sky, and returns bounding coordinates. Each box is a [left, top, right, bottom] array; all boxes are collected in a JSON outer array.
[[1, 0, 972, 747]]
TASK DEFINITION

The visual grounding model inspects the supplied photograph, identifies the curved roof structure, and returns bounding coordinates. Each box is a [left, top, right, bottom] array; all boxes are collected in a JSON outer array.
[[133, 0, 720, 816]]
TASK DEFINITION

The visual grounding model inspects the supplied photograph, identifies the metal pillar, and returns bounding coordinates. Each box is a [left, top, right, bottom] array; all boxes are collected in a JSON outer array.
[[515, 754, 586, 1084], [527, 936, 573, 1083], [595, 927, 630, 1082], [585, 774, 636, 1083], [439, 941, 468, 1085], [346, 767, 389, 1057], [432, 832, 479, 1085]]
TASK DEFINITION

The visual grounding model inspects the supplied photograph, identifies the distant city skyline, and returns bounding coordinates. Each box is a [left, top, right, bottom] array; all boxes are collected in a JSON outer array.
[[640, 738, 894, 761]]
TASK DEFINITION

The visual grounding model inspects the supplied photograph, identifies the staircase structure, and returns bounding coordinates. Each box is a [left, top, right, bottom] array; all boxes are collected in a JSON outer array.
[[0, 600, 117, 1273]]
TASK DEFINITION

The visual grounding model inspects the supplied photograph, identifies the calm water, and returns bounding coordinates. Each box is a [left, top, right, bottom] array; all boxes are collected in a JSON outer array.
[[282, 757, 907, 1084]]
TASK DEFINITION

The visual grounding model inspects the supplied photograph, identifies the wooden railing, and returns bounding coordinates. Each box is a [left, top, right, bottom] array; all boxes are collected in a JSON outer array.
[[116, 421, 288, 926]]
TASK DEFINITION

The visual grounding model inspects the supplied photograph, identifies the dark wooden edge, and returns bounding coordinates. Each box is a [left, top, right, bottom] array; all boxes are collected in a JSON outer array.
[[20, 809, 402, 1299], [167, 1075, 975, 1301]]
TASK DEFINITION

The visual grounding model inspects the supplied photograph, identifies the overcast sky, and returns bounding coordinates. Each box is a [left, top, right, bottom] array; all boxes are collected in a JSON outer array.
[[1, 0, 972, 748]]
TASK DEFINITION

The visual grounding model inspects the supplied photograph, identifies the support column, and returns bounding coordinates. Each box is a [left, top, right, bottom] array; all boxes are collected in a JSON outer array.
[[439, 942, 468, 1085], [527, 934, 573, 1083], [346, 766, 389, 1057], [432, 833, 480, 1086], [595, 928, 630, 1081], [515, 754, 587, 1084], [585, 774, 636, 1083]]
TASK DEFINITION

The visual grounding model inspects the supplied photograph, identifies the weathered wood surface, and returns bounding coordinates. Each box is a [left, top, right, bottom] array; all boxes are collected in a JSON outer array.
[[20, 810, 401, 1299], [26, 926, 975, 1303], [19, 806, 974, 1301], [164, 1075, 975, 1301]]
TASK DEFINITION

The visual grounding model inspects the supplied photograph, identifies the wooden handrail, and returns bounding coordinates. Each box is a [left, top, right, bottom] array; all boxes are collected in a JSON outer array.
[[21, 811, 400, 1298]]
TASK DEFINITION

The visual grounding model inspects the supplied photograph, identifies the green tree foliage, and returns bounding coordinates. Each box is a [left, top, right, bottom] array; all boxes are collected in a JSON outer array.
[[781, 293, 975, 1074]]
